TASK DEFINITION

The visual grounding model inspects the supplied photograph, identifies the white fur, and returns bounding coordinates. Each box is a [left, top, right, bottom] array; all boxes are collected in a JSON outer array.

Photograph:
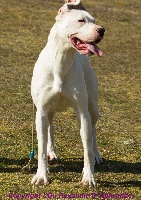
[[31, 8, 102, 187]]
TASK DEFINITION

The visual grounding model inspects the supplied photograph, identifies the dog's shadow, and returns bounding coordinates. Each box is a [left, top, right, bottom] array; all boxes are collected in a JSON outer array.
[[49, 158, 141, 187], [50, 157, 141, 174], [0, 157, 140, 187]]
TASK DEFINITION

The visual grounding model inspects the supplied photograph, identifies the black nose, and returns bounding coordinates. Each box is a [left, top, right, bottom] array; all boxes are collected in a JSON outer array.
[[96, 28, 105, 37]]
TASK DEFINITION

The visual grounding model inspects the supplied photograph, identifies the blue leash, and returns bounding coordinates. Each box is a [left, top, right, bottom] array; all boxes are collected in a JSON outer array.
[[22, 103, 35, 171]]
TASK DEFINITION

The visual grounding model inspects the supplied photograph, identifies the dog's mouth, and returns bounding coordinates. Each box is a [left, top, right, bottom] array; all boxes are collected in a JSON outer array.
[[70, 36, 103, 56]]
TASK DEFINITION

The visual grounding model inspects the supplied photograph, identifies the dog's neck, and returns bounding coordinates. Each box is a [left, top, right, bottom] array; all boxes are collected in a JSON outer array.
[[46, 24, 76, 90]]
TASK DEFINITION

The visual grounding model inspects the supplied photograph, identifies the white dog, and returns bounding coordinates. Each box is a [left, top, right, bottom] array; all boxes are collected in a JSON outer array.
[[31, 0, 105, 187]]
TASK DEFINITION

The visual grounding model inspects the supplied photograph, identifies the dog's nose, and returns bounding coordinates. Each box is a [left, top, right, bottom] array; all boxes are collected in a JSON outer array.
[[96, 28, 105, 37]]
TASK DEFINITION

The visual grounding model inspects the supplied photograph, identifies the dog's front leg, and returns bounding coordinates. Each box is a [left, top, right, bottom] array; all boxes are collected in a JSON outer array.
[[31, 107, 48, 185], [79, 111, 95, 187]]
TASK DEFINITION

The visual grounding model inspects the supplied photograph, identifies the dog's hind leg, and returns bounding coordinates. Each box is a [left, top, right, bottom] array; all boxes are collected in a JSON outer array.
[[47, 112, 58, 161], [88, 99, 103, 165], [93, 127, 103, 165]]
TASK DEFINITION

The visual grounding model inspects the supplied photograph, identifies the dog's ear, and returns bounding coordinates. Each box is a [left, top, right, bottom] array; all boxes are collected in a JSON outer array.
[[56, 0, 85, 21], [56, 6, 67, 21], [64, 0, 86, 11]]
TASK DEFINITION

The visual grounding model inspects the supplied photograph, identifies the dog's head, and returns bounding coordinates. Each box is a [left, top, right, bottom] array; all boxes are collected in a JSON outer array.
[[56, 0, 105, 56]]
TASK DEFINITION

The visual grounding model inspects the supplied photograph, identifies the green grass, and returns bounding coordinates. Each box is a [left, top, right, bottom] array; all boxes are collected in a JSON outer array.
[[0, 0, 141, 199]]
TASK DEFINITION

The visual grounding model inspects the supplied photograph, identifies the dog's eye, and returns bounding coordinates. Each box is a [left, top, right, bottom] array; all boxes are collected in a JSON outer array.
[[78, 18, 85, 22]]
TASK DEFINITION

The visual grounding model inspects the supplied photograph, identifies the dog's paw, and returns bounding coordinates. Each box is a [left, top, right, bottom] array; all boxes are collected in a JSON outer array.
[[81, 172, 95, 187], [94, 151, 103, 165], [31, 171, 48, 186], [95, 156, 103, 165], [48, 151, 58, 161]]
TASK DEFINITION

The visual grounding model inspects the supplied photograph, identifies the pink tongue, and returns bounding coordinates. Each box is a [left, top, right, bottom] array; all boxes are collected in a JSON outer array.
[[87, 43, 103, 56]]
